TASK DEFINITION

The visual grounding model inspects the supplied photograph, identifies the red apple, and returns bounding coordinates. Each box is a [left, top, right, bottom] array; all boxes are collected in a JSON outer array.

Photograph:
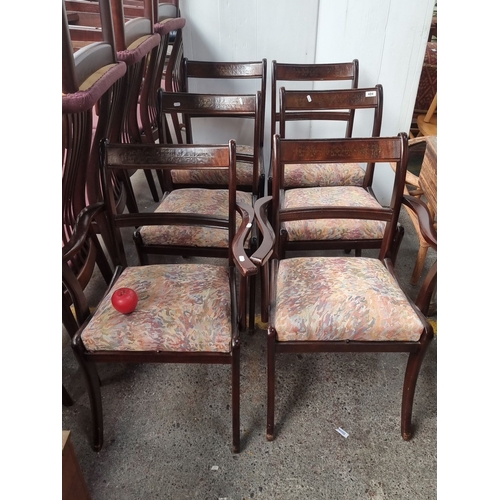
[[111, 287, 138, 314]]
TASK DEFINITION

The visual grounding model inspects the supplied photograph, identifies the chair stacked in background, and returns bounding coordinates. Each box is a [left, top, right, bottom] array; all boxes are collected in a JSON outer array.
[[62, 0, 126, 334], [65, 0, 182, 203], [269, 60, 359, 192]]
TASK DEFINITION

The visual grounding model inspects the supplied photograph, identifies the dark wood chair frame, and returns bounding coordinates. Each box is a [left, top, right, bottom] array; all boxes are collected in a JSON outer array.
[[181, 58, 267, 196], [138, 15, 186, 194], [66, 140, 257, 453], [269, 59, 359, 190], [274, 84, 383, 194], [155, 90, 264, 330], [262, 133, 436, 442], [63, 0, 126, 324], [277, 85, 403, 252]]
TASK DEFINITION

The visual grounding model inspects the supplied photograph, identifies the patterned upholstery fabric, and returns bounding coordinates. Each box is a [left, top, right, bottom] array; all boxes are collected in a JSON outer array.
[[274, 257, 425, 342], [283, 162, 365, 188], [82, 264, 232, 352], [139, 188, 253, 248], [283, 186, 386, 241], [171, 145, 256, 185]]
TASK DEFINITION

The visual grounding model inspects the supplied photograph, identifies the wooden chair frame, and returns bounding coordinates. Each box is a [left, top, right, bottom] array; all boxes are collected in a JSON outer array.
[[181, 59, 267, 195], [66, 140, 257, 453], [262, 133, 436, 442], [147, 90, 263, 330]]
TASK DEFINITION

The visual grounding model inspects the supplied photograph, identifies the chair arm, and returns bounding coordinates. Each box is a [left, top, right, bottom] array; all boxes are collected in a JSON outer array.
[[233, 202, 258, 277], [249, 196, 275, 266], [62, 203, 107, 262], [401, 195, 437, 250]]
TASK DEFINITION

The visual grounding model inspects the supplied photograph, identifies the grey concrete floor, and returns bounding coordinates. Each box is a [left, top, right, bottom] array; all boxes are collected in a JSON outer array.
[[62, 170, 437, 500]]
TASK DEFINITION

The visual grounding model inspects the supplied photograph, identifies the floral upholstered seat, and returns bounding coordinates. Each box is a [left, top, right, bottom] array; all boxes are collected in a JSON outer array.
[[282, 186, 386, 241], [82, 264, 233, 353], [274, 257, 425, 342], [283, 161, 365, 189], [139, 188, 253, 248]]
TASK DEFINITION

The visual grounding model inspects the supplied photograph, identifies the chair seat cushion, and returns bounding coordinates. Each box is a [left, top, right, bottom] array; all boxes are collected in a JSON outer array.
[[283, 162, 365, 188], [274, 257, 424, 342], [82, 264, 232, 352], [139, 188, 253, 248], [171, 145, 256, 186], [283, 186, 386, 241]]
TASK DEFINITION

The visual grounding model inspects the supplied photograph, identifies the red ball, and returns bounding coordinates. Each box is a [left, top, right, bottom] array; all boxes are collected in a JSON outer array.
[[111, 287, 138, 314]]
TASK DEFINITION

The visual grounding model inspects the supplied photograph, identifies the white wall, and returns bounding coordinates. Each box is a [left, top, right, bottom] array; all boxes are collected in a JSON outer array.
[[179, 0, 435, 203]]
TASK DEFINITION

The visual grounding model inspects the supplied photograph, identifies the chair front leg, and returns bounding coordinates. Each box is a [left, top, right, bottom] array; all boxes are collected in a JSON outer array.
[[72, 343, 104, 451], [231, 341, 241, 453], [266, 326, 277, 441], [401, 336, 433, 440]]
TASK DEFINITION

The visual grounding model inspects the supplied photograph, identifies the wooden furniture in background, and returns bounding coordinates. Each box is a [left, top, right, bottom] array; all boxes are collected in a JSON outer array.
[[62, 431, 91, 500], [395, 135, 437, 285], [416, 93, 437, 137]]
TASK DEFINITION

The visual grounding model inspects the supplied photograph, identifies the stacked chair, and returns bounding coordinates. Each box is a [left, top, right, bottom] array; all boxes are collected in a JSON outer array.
[[63, 6, 437, 451], [152, 59, 267, 331], [62, 0, 126, 333]]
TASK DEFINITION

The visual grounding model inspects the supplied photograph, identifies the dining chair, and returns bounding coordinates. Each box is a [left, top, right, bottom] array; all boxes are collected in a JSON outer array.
[[261, 133, 437, 442], [271, 59, 358, 139], [142, 90, 263, 331], [269, 60, 359, 187], [269, 85, 403, 258], [138, 15, 186, 194], [65, 140, 257, 453], [63, 0, 126, 315], [105, 0, 164, 202], [64, 0, 160, 205], [181, 59, 267, 196], [274, 84, 383, 190]]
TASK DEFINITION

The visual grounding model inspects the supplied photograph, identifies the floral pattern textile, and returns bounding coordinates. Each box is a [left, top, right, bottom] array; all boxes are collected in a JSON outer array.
[[82, 264, 233, 352], [139, 189, 253, 248], [171, 145, 257, 185], [283, 186, 386, 241], [274, 257, 424, 342], [283, 162, 365, 188]]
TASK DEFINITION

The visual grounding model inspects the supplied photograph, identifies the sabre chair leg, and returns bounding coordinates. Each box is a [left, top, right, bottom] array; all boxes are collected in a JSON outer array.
[[231, 344, 241, 453], [266, 327, 276, 441], [73, 346, 104, 451], [401, 339, 432, 440]]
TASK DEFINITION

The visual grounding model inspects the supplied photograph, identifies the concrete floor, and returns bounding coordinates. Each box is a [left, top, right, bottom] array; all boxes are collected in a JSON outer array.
[[62, 170, 437, 500]]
